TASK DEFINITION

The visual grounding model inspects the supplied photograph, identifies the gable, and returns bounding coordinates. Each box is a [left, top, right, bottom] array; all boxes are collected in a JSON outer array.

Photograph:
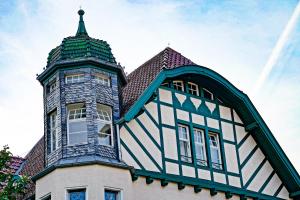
[[119, 65, 300, 199]]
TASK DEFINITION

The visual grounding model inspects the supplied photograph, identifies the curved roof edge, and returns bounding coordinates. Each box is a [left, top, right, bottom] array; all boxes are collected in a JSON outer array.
[[120, 65, 300, 195]]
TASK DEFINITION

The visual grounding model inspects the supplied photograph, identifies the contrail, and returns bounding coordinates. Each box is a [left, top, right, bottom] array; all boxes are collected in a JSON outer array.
[[252, 1, 300, 95]]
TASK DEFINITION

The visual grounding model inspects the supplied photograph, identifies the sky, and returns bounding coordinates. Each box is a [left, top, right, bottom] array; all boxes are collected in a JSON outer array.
[[0, 0, 300, 172]]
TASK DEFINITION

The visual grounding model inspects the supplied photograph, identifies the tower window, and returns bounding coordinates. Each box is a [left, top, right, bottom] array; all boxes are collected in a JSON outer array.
[[97, 104, 113, 146], [68, 188, 86, 200], [49, 111, 58, 152], [173, 80, 184, 91], [209, 132, 222, 170], [67, 103, 87, 145], [178, 124, 192, 163], [95, 74, 110, 87], [187, 82, 199, 96], [48, 80, 56, 93], [193, 128, 207, 166], [65, 74, 84, 84], [203, 88, 214, 100]]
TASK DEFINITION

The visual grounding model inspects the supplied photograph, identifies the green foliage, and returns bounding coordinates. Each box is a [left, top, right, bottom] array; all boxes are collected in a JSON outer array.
[[0, 145, 29, 200]]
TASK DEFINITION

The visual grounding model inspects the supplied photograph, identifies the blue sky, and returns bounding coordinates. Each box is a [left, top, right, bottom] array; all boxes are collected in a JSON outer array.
[[0, 0, 299, 172]]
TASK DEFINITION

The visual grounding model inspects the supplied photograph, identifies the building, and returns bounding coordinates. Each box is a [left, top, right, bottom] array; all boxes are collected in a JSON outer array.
[[17, 9, 300, 200]]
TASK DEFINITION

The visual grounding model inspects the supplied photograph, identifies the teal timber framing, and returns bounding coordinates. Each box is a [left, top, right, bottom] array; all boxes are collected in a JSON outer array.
[[119, 65, 300, 198]]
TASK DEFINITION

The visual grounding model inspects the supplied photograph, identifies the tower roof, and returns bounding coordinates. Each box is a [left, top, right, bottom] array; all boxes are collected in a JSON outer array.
[[46, 9, 116, 67]]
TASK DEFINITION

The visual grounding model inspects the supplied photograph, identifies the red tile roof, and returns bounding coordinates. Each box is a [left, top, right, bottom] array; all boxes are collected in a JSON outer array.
[[121, 47, 195, 115]]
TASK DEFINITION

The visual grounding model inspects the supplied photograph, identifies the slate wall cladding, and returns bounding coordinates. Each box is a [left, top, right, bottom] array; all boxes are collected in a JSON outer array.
[[44, 66, 120, 167]]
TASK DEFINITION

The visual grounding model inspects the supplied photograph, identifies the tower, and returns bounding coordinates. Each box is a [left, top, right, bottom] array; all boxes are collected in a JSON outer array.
[[37, 9, 126, 167]]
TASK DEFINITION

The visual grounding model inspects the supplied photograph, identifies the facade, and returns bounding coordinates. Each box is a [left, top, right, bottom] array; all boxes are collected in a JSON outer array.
[[16, 9, 300, 200]]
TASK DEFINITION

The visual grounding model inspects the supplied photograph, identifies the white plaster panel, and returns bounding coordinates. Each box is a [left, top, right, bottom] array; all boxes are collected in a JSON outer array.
[[159, 88, 173, 104], [239, 135, 257, 163], [121, 145, 141, 169], [190, 97, 201, 109], [224, 143, 239, 173], [161, 105, 175, 126], [219, 105, 232, 121], [145, 101, 159, 123], [182, 165, 195, 178], [213, 172, 226, 184], [166, 162, 179, 175], [198, 169, 211, 180], [221, 122, 235, 142], [120, 127, 159, 172], [241, 149, 265, 184], [233, 110, 243, 124], [138, 113, 160, 146], [206, 117, 219, 129], [228, 176, 241, 188], [277, 186, 291, 200], [235, 125, 247, 144], [262, 173, 282, 196], [175, 93, 186, 106], [127, 120, 162, 167], [191, 113, 205, 126], [247, 161, 273, 192], [176, 109, 190, 121], [163, 127, 178, 160], [205, 101, 216, 113]]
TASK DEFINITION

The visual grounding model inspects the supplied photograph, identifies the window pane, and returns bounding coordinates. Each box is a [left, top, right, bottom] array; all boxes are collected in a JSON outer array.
[[98, 122, 112, 145], [211, 148, 220, 164], [69, 121, 87, 133], [105, 191, 117, 200], [69, 132, 87, 145], [69, 190, 85, 200]]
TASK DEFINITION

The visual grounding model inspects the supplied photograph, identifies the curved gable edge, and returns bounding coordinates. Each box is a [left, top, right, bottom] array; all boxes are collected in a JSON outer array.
[[119, 65, 300, 197]]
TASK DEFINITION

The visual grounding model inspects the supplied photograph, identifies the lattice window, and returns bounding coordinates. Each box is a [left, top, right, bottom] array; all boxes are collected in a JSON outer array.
[[65, 74, 84, 84], [95, 74, 110, 87], [178, 124, 192, 163], [49, 111, 58, 152], [194, 128, 207, 166], [67, 104, 87, 145], [187, 82, 199, 96], [173, 80, 184, 91], [209, 132, 222, 170], [203, 88, 214, 100], [97, 104, 113, 146]]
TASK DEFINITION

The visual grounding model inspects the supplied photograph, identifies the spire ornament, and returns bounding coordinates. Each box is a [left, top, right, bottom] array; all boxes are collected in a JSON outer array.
[[76, 9, 88, 36]]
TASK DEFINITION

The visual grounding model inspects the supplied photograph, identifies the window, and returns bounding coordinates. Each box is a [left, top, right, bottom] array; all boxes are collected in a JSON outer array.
[[203, 88, 214, 100], [95, 74, 110, 87], [178, 124, 192, 162], [173, 80, 184, 91], [193, 128, 207, 166], [209, 132, 222, 170], [49, 111, 58, 152], [97, 104, 113, 146], [48, 80, 56, 93], [67, 104, 87, 145], [68, 189, 86, 200], [65, 74, 84, 84], [105, 189, 121, 200], [187, 82, 199, 96], [161, 81, 169, 87]]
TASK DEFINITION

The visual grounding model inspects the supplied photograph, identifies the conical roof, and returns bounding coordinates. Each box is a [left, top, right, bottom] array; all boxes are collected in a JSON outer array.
[[46, 9, 116, 67]]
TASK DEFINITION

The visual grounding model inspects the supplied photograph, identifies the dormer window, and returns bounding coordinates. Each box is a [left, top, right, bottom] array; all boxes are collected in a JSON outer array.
[[187, 82, 199, 96], [209, 132, 222, 170], [97, 104, 113, 146], [95, 74, 110, 87], [203, 88, 214, 100], [65, 74, 84, 84], [173, 80, 184, 91], [67, 103, 87, 145]]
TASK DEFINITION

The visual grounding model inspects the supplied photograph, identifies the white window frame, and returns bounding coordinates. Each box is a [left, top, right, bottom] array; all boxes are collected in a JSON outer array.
[[208, 132, 222, 170], [50, 111, 58, 152], [193, 128, 207, 166], [187, 82, 199, 96], [178, 124, 192, 163], [95, 74, 110, 87], [173, 80, 184, 91], [65, 74, 85, 84], [161, 82, 169, 87], [65, 186, 87, 200], [203, 88, 214, 100], [67, 104, 88, 146], [97, 104, 113, 147], [104, 187, 123, 200]]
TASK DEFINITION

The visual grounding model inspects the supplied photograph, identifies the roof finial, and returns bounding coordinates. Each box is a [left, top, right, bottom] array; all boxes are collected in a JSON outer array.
[[76, 8, 88, 36]]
